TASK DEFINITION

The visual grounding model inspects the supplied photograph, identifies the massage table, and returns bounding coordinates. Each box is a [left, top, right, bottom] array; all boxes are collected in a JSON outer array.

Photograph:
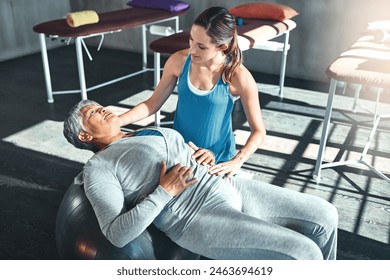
[[33, 7, 187, 103], [313, 33, 390, 184], [149, 18, 296, 125]]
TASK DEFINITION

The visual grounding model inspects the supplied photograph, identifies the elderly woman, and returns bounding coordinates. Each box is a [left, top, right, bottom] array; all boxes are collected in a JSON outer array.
[[63, 99, 338, 260]]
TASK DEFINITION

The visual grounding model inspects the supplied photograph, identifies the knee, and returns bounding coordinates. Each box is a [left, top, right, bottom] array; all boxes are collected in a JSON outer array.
[[312, 196, 338, 229], [288, 236, 323, 260], [322, 201, 339, 230], [299, 238, 324, 260]]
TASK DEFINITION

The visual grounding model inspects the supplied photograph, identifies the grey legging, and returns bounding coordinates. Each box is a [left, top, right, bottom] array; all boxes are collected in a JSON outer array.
[[172, 177, 338, 260]]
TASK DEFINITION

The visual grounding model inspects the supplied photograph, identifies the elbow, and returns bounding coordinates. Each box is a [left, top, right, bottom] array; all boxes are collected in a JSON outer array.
[[259, 122, 267, 145], [254, 128, 266, 149], [105, 232, 130, 248], [111, 239, 128, 248], [144, 99, 160, 116], [104, 227, 133, 248], [261, 128, 267, 144]]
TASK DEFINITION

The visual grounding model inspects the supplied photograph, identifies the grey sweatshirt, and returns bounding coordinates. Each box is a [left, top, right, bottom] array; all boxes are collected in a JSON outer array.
[[83, 127, 224, 247]]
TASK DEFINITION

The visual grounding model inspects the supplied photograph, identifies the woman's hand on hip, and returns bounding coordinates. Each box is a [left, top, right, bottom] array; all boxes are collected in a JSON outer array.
[[208, 158, 243, 178], [188, 141, 215, 166]]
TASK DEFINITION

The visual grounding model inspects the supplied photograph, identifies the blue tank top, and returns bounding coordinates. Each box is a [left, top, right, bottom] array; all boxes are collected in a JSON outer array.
[[173, 55, 236, 163]]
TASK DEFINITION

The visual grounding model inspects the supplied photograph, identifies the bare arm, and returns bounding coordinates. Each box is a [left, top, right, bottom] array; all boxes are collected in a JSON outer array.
[[209, 65, 266, 177], [118, 50, 188, 126]]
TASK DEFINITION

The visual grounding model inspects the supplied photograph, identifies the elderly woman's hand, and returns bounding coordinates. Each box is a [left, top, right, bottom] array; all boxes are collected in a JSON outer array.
[[159, 161, 197, 197], [187, 141, 215, 166]]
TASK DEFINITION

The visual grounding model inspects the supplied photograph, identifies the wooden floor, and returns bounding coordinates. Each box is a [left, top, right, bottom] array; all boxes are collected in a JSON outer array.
[[0, 46, 389, 260]]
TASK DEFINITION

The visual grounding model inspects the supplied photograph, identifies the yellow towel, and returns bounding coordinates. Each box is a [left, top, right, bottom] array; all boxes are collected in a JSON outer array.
[[66, 10, 99, 28]]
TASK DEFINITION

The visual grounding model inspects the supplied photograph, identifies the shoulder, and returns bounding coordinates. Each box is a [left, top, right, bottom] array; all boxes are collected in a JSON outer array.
[[84, 147, 116, 170], [157, 127, 183, 139], [229, 64, 257, 95], [171, 49, 189, 62], [165, 49, 189, 75], [83, 151, 116, 187], [232, 64, 254, 83]]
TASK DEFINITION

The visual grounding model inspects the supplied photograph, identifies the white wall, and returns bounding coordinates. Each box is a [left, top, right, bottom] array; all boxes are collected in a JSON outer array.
[[0, 0, 71, 61], [2, 0, 389, 83], [180, 0, 390, 83]]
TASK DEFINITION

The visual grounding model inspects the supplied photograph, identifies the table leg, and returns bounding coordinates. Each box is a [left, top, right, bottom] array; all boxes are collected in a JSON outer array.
[[75, 37, 87, 100], [154, 52, 161, 127], [142, 24, 147, 70], [278, 31, 290, 99], [38, 33, 54, 103], [313, 78, 337, 183]]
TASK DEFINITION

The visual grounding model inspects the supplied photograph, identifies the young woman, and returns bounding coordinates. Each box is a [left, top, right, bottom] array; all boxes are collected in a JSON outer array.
[[119, 7, 266, 177]]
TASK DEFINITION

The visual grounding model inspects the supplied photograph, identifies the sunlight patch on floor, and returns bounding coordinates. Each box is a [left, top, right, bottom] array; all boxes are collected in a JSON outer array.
[[234, 129, 390, 173], [3, 120, 93, 164], [118, 89, 178, 113]]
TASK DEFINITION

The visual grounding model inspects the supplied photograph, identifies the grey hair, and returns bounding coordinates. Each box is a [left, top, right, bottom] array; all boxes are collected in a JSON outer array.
[[63, 99, 100, 152]]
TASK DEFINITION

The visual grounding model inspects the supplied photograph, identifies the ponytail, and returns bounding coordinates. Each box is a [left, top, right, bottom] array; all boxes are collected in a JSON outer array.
[[222, 30, 242, 84]]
